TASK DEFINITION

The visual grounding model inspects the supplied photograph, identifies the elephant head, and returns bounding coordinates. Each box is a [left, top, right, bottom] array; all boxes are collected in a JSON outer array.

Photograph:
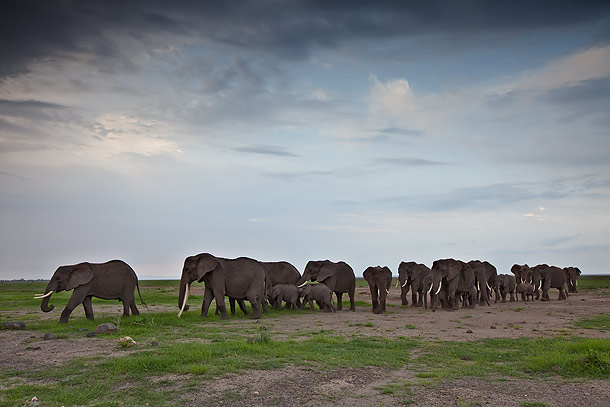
[[510, 264, 530, 285], [297, 260, 334, 286], [564, 266, 581, 293], [178, 253, 220, 317], [36, 263, 94, 313]]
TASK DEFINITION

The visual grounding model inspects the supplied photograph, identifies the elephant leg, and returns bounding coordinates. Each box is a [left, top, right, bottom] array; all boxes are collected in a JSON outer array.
[[229, 298, 236, 315], [509, 291, 515, 302], [400, 286, 408, 306], [201, 287, 214, 317], [60, 288, 88, 323], [82, 296, 94, 320], [245, 289, 261, 319], [336, 292, 343, 311], [122, 298, 131, 316], [130, 297, 140, 316], [370, 286, 379, 313], [417, 290, 424, 307], [349, 287, 356, 311], [411, 289, 417, 307], [237, 299, 250, 315]]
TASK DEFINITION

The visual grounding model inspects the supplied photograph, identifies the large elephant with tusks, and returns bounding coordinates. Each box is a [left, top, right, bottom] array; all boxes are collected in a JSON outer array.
[[178, 253, 266, 320], [296, 260, 356, 311], [430, 259, 476, 311]]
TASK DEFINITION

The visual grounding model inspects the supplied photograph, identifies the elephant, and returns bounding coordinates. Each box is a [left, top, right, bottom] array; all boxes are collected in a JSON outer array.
[[298, 284, 336, 312], [398, 262, 431, 307], [363, 266, 393, 314], [268, 284, 300, 310], [36, 260, 144, 323], [564, 266, 581, 293], [225, 260, 301, 315], [178, 253, 266, 320], [493, 274, 516, 303], [468, 260, 497, 306], [516, 282, 535, 301], [510, 264, 529, 285], [430, 259, 476, 311], [296, 260, 355, 311], [528, 264, 568, 301]]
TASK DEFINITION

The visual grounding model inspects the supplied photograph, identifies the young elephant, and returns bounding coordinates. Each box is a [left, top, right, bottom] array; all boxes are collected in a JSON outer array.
[[268, 284, 300, 310], [298, 284, 336, 312], [494, 274, 516, 303], [516, 282, 535, 301]]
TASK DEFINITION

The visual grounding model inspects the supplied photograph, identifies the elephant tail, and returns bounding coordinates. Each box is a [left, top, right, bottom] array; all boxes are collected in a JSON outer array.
[[136, 282, 148, 310]]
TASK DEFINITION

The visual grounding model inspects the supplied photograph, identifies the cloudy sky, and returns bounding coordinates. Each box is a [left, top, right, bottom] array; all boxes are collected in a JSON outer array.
[[1, 1, 609, 279]]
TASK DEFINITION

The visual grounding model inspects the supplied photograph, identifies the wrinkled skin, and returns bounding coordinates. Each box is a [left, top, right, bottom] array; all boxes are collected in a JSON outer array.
[[298, 284, 336, 312], [268, 284, 300, 310], [398, 262, 431, 307], [516, 282, 535, 301], [564, 266, 581, 293], [296, 260, 355, 311], [422, 274, 433, 309], [178, 253, 266, 320], [40, 260, 143, 323], [493, 274, 516, 303], [363, 266, 393, 314], [527, 264, 568, 301], [430, 259, 476, 311], [468, 260, 497, 306]]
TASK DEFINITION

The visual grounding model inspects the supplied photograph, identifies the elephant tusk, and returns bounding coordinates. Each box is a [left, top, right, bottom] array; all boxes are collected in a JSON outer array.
[[435, 282, 442, 296], [297, 281, 308, 288], [536, 281, 541, 291], [477, 281, 481, 291], [178, 284, 190, 318], [386, 289, 390, 295], [401, 279, 408, 288], [395, 280, 399, 288], [34, 290, 54, 299], [486, 283, 491, 292], [427, 285, 433, 295]]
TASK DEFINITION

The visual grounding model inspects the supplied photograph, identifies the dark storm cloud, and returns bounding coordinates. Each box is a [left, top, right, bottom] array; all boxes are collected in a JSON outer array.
[[2, 0, 609, 78], [233, 144, 299, 157]]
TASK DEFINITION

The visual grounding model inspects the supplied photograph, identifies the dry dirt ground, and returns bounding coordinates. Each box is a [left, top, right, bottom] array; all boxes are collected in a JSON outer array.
[[2, 287, 609, 406]]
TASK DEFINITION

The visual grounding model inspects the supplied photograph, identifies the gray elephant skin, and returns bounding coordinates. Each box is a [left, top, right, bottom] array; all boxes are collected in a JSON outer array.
[[363, 266, 393, 314], [178, 253, 266, 320], [398, 262, 431, 307], [564, 266, 581, 293], [510, 264, 529, 285], [227, 260, 301, 316], [527, 264, 568, 301], [268, 284, 300, 310], [298, 284, 336, 312], [37, 260, 144, 323], [297, 260, 356, 311], [430, 259, 476, 311], [516, 282, 535, 301], [493, 274, 516, 303], [468, 260, 497, 306]]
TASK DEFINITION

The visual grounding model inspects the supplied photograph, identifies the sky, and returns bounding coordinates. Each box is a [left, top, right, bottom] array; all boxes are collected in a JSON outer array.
[[1, 1, 609, 280]]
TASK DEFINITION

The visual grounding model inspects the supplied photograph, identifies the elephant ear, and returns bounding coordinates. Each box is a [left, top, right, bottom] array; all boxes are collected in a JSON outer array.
[[317, 263, 335, 283], [363, 267, 373, 282], [383, 267, 393, 288], [66, 264, 94, 290], [196, 255, 219, 281]]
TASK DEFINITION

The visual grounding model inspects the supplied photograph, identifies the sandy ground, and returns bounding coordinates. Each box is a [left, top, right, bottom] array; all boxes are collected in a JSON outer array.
[[1, 287, 609, 406]]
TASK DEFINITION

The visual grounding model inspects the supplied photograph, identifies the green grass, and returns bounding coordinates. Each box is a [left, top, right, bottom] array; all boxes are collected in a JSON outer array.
[[575, 314, 610, 331], [578, 276, 610, 290]]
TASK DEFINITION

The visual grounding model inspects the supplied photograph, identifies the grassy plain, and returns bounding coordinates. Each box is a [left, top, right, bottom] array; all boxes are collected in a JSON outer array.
[[1, 277, 609, 406]]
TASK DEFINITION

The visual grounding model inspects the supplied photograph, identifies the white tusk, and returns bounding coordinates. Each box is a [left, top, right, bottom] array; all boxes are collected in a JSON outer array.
[[427, 285, 433, 294], [34, 290, 54, 299], [177, 284, 190, 318], [537, 281, 541, 291], [386, 289, 390, 295], [401, 279, 408, 288], [395, 280, 399, 288], [477, 281, 481, 291], [435, 282, 442, 296], [298, 281, 308, 288], [486, 283, 491, 292]]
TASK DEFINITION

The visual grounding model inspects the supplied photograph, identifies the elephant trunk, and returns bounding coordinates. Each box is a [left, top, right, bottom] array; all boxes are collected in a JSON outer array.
[[39, 291, 55, 312]]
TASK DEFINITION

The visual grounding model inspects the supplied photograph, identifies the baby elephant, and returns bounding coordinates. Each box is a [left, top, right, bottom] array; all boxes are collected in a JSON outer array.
[[268, 284, 300, 310], [494, 274, 516, 303], [517, 282, 535, 302], [298, 284, 336, 312]]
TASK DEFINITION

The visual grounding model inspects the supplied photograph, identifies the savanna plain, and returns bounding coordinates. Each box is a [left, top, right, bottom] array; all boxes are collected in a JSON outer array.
[[1, 277, 610, 407]]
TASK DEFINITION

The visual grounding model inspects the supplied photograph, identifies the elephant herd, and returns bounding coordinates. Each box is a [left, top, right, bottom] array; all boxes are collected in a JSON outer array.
[[34, 254, 582, 323]]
